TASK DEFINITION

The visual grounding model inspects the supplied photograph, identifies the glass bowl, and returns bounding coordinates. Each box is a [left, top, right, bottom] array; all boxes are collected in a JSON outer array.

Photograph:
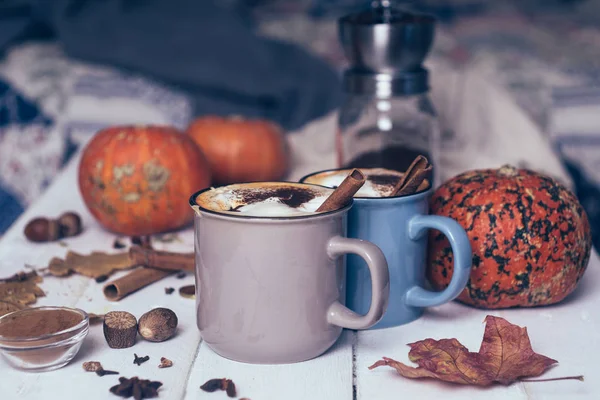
[[0, 306, 89, 372]]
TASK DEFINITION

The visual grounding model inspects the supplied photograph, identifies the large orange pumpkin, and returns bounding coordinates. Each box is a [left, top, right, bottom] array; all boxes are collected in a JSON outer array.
[[186, 116, 289, 184], [78, 126, 211, 236], [427, 165, 592, 309]]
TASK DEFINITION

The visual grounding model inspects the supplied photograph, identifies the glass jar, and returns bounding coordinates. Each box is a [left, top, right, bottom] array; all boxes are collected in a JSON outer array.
[[336, 88, 441, 186]]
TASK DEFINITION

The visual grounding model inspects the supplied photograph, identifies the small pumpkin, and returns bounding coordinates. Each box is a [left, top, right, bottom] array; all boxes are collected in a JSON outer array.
[[78, 125, 211, 236], [427, 165, 592, 309], [186, 116, 289, 185]]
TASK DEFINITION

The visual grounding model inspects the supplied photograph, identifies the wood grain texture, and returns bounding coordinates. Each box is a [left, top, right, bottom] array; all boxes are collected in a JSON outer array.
[[0, 153, 354, 400], [354, 260, 600, 399], [184, 331, 353, 400], [1, 151, 599, 400]]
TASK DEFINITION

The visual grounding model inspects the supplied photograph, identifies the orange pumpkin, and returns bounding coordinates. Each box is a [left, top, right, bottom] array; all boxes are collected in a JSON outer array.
[[78, 126, 211, 236], [186, 116, 289, 184], [427, 165, 592, 309]]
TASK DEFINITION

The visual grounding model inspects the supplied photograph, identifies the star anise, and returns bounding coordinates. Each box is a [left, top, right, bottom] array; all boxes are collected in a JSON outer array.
[[110, 377, 162, 400]]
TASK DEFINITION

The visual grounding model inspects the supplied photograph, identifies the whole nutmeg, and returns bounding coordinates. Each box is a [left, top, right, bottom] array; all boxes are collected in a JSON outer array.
[[58, 212, 82, 237], [24, 218, 60, 242], [138, 308, 178, 342]]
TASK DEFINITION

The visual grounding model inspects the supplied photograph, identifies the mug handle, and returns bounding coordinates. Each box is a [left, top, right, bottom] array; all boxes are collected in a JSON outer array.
[[405, 215, 472, 307], [326, 236, 390, 330]]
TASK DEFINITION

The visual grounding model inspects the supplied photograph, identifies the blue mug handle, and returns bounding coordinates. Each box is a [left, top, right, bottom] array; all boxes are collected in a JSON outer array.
[[404, 215, 472, 307]]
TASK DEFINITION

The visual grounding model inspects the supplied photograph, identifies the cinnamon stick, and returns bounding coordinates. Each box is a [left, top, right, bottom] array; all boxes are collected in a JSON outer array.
[[392, 155, 432, 196], [129, 246, 194, 272], [103, 267, 173, 301], [316, 169, 366, 212]]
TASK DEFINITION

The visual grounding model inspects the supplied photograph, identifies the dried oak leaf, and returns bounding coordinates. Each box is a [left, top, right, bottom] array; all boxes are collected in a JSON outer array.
[[48, 251, 135, 279], [0, 271, 44, 312], [369, 316, 558, 386]]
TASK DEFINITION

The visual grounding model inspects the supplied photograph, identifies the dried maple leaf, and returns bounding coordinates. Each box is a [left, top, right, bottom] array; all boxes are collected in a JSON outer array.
[[0, 271, 44, 313], [369, 316, 559, 386], [47, 251, 136, 279]]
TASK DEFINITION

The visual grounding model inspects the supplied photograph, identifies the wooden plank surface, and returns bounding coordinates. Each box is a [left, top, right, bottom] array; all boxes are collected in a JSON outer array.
[[0, 153, 353, 400], [1, 150, 598, 399], [355, 252, 600, 400]]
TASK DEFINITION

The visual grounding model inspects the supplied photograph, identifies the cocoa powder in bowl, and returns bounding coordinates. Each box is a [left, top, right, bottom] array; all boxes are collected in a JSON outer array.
[[0, 308, 83, 339], [0, 307, 89, 371]]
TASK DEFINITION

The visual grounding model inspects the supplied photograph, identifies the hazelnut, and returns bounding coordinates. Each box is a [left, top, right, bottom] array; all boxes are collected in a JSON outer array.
[[58, 212, 82, 237], [24, 218, 60, 242], [138, 308, 178, 342]]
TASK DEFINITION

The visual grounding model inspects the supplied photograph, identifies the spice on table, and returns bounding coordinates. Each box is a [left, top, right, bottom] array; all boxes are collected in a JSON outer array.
[[103, 311, 137, 349], [164, 287, 174, 295], [138, 308, 178, 342], [109, 376, 162, 399], [133, 353, 150, 366], [129, 246, 195, 272], [83, 361, 119, 376], [179, 285, 195, 299], [226, 380, 237, 398], [47, 251, 135, 279], [97, 369, 120, 377], [158, 357, 173, 369], [200, 378, 236, 397], [113, 238, 127, 249], [131, 236, 152, 249], [103, 267, 173, 301], [83, 361, 104, 372], [176, 272, 186, 279], [96, 275, 109, 283]]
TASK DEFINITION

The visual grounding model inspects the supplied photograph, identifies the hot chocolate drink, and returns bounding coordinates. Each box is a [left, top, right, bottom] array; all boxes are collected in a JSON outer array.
[[193, 182, 333, 217], [302, 168, 404, 198]]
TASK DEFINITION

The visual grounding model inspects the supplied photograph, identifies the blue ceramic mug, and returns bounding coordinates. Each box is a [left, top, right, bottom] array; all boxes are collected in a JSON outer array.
[[301, 168, 472, 329]]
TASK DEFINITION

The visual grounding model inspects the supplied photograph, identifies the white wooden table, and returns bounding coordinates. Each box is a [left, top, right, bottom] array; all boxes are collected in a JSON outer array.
[[1, 152, 598, 400]]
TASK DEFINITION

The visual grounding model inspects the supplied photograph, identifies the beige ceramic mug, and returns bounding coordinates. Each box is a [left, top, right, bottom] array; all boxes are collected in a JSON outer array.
[[190, 182, 390, 364]]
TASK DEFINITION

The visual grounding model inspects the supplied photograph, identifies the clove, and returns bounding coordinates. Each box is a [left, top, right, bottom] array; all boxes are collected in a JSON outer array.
[[96, 369, 120, 377], [133, 353, 150, 366]]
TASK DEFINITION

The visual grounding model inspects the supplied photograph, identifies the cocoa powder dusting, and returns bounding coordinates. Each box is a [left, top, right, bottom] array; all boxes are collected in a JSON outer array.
[[367, 174, 401, 186], [0, 309, 83, 338], [238, 187, 316, 208]]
